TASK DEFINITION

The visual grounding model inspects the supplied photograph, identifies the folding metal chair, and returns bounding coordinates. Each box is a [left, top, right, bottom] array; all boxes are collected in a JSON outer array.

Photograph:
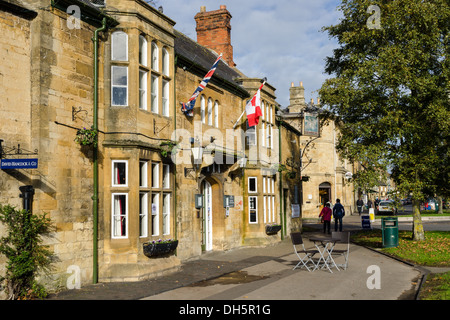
[[331, 231, 350, 270], [290, 232, 319, 271]]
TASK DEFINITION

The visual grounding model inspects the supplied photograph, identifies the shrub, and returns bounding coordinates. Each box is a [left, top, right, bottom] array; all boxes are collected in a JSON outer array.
[[0, 205, 54, 300]]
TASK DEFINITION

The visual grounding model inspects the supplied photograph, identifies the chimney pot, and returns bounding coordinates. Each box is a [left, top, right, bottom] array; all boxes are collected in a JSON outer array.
[[291, 82, 294, 87], [300, 81, 303, 87], [220, 5, 227, 9], [200, 6, 206, 12]]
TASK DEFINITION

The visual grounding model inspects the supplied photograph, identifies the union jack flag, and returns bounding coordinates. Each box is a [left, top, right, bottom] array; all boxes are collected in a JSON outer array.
[[181, 53, 222, 116]]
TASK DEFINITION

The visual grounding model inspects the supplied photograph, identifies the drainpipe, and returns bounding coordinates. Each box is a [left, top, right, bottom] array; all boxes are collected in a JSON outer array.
[[173, 55, 177, 244], [277, 120, 284, 239], [92, 17, 107, 284]]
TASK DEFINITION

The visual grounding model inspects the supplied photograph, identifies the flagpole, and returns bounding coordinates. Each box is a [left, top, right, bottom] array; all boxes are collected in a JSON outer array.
[[232, 78, 266, 129]]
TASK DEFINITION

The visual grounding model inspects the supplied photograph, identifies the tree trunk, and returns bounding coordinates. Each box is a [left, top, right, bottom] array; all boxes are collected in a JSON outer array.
[[412, 200, 425, 241], [437, 196, 443, 214]]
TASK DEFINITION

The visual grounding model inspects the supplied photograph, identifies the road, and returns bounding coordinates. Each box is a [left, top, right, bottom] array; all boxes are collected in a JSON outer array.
[[368, 204, 450, 232]]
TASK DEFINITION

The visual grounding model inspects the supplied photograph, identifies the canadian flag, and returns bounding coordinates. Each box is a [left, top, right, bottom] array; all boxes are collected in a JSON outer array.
[[245, 81, 265, 127]]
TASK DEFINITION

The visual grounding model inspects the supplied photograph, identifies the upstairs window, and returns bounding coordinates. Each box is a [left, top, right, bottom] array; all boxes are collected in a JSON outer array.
[[111, 31, 128, 106], [112, 31, 127, 61]]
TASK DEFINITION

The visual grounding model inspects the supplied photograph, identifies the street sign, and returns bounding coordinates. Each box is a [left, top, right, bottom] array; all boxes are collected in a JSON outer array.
[[0, 158, 38, 169]]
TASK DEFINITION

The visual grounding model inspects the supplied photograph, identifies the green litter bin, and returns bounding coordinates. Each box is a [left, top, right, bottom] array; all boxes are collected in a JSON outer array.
[[382, 217, 399, 248]]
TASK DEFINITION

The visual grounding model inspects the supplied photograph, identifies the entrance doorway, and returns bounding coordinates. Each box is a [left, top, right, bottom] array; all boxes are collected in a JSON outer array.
[[202, 180, 213, 251], [319, 182, 331, 210]]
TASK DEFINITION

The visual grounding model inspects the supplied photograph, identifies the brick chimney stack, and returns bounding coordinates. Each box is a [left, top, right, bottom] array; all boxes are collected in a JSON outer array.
[[195, 5, 236, 67]]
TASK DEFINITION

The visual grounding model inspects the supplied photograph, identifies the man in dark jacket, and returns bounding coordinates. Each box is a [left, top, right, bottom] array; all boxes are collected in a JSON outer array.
[[333, 198, 345, 231], [356, 198, 364, 215]]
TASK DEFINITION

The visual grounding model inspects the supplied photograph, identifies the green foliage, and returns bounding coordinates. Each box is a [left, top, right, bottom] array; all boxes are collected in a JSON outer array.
[[319, 0, 449, 239], [75, 127, 98, 147], [159, 140, 178, 158], [0, 205, 54, 300]]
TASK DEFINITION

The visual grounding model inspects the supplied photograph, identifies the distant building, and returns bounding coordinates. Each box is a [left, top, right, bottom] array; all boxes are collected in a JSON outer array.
[[279, 82, 357, 218]]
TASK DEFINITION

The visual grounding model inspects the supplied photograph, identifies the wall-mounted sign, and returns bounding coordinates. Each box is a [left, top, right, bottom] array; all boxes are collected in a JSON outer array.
[[223, 195, 234, 208], [304, 114, 319, 136], [291, 204, 300, 218], [1, 158, 38, 169]]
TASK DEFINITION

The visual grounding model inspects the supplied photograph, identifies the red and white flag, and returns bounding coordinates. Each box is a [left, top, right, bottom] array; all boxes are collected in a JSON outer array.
[[245, 80, 265, 127]]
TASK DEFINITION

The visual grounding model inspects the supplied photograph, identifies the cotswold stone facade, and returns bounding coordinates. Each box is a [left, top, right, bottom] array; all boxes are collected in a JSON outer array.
[[0, 1, 357, 296], [0, 0, 115, 293], [283, 82, 356, 218]]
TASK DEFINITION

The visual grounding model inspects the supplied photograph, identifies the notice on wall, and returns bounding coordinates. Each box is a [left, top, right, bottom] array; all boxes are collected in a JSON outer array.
[[291, 204, 300, 218]]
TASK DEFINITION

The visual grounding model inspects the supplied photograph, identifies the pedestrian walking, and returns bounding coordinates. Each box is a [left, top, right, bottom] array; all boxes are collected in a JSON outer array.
[[333, 198, 345, 232], [356, 198, 364, 215], [319, 203, 332, 234], [367, 199, 373, 210]]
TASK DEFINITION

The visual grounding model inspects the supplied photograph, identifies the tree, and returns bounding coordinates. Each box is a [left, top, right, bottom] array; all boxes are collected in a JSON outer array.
[[319, 0, 449, 241]]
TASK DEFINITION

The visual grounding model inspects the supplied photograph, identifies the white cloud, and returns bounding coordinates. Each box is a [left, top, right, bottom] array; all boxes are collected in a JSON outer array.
[[160, 0, 342, 107]]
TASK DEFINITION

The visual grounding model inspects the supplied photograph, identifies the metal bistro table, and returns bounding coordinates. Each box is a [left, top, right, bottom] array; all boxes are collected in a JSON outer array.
[[309, 237, 340, 273]]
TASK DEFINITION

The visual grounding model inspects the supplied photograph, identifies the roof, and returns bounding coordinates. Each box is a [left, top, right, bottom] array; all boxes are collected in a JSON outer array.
[[174, 29, 249, 99], [0, 0, 38, 19]]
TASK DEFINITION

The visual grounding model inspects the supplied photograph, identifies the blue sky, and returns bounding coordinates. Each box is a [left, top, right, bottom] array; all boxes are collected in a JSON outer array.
[[156, 0, 343, 108]]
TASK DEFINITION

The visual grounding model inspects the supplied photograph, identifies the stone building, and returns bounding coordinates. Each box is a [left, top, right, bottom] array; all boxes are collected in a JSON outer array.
[[0, 1, 287, 293], [173, 5, 284, 257], [281, 81, 357, 218], [0, 1, 355, 296]]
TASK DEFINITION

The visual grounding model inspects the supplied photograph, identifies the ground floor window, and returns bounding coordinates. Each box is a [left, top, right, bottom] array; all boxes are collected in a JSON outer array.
[[112, 193, 128, 239], [249, 196, 258, 223], [110, 157, 173, 241]]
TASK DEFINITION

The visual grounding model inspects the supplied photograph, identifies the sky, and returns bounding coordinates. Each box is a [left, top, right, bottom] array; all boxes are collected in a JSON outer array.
[[154, 0, 344, 109]]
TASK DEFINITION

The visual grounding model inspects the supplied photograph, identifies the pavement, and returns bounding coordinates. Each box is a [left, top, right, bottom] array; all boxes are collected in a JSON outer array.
[[46, 213, 450, 301]]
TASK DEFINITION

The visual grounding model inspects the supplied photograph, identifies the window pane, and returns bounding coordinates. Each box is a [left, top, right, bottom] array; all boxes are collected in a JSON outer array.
[[112, 194, 127, 238], [151, 42, 159, 71], [271, 196, 275, 223], [139, 193, 148, 237], [163, 193, 170, 235], [113, 161, 127, 186], [201, 96, 205, 124], [112, 31, 127, 61], [139, 35, 147, 66], [246, 125, 256, 145], [112, 66, 127, 86], [152, 193, 159, 236], [139, 70, 147, 110], [151, 75, 158, 113], [248, 177, 256, 192], [162, 48, 169, 76], [207, 98, 212, 126], [163, 164, 170, 188], [139, 161, 147, 187], [162, 80, 169, 116], [112, 66, 128, 106], [112, 87, 127, 106], [152, 162, 159, 188], [214, 101, 219, 127], [249, 196, 257, 223]]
